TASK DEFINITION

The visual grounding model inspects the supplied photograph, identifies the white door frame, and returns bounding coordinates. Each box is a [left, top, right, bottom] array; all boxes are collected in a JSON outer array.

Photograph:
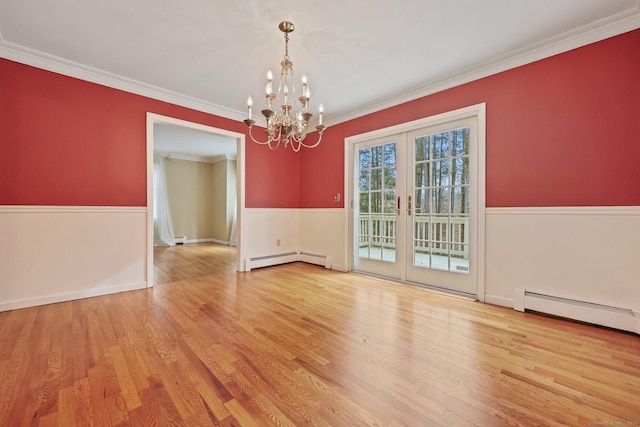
[[146, 113, 247, 287], [344, 103, 486, 301]]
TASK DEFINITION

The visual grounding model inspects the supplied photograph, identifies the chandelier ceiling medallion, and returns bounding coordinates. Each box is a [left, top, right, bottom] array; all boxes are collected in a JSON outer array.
[[244, 21, 326, 151]]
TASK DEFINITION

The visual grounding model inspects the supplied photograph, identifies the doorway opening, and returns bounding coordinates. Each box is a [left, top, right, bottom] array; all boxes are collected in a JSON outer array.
[[146, 113, 246, 287]]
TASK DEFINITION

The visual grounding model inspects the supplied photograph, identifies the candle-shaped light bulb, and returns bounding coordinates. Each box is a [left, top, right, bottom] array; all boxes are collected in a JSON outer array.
[[305, 87, 310, 100], [247, 96, 253, 120], [301, 75, 308, 96], [319, 103, 324, 125], [266, 70, 273, 95]]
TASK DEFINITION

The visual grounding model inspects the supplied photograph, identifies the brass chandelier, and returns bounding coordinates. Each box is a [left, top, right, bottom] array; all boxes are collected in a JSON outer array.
[[244, 21, 326, 151]]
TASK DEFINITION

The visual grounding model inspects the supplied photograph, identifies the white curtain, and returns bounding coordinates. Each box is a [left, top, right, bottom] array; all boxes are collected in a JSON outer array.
[[153, 154, 176, 246]]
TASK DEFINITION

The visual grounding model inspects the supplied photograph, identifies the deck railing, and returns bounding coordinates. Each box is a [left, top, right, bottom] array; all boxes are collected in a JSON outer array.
[[358, 215, 469, 259]]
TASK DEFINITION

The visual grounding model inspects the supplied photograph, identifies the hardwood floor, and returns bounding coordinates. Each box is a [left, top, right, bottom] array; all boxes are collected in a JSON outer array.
[[1, 243, 638, 426]]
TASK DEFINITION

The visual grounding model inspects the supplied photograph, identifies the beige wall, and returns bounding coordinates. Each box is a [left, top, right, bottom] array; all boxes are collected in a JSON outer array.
[[211, 159, 237, 242], [165, 157, 236, 242]]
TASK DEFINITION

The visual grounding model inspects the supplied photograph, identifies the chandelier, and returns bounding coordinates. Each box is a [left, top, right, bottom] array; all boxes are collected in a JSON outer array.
[[244, 21, 326, 151]]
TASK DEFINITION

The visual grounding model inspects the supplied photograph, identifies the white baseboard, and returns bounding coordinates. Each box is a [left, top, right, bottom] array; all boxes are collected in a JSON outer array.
[[246, 252, 299, 270], [183, 238, 235, 246], [246, 250, 334, 271], [184, 238, 214, 244], [484, 294, 514, 308], [299, 252, 332, 269], [515, 289, 637, 334], [331, 264, 347, 272], [0, 281, 147, 312]]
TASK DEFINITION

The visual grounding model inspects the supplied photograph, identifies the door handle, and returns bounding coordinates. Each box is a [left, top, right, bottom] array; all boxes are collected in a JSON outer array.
[[407, 195, 412, 216], [397, 196, 401, 215]]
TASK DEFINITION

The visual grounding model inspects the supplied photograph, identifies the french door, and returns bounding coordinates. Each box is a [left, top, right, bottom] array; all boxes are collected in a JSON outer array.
[[353, 133, 406, 280], [352, 111, 481, 297]]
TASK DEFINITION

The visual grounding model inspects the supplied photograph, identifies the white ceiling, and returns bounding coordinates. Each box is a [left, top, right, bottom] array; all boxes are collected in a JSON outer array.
[[1, 0, 639, 157], [154, 123, 236, 160]]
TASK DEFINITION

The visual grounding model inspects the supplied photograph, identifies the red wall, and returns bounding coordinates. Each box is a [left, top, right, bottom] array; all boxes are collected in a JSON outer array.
[[244, 139, 300, 208], [3, 29, 639, 209], [300, 29, 640, 208], [0, 59, 301, 207]]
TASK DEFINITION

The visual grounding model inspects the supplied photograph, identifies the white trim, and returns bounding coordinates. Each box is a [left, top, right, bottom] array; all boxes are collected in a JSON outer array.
[[0, 205, 146, 214], [155, 152, 236, 164], [476, 106, 487, 303], [0, 41, 246, 122], [181, 238, 230, 245], [521, 291, 637, 334], [486, 206, 640, 216], [326, 8, 640, 126], [1, 9, 637, 127], [146, 113, 246, 282], [485, 294, 514, 309], [345, 104, 488, 144], [0, 281, 146, 312], [513, 289, 526, 312]]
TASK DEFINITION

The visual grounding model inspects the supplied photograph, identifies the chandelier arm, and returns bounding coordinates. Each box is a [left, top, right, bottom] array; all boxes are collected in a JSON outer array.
[[291, 140, 301, 152], [267, 138, 281, 150], [291, 130, 307, 144], [246, 123, 277, 146], [297, 129, 325, 149]]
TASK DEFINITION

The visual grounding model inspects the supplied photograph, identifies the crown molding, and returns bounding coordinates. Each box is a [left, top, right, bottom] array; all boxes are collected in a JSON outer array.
[[157, 152, 236, 164], [1, 7, 639, 127], [0, 40, 247, 122], [326, 7, 640, 127]]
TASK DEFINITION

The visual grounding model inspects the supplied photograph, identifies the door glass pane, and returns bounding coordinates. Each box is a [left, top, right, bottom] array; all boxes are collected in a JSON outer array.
[[372, 146, 383, 167], [357, 142, 397, 263], [359, 148, 372, 168], [383, 190, 396, 214], [451, 186, 469, 214], [412, 127, 470, 273], [415, 136, 429, 161], [414, 188, 429, 214], [359, 193, 369, 213], [432, 187, 450, 214], [415, 163, 429, 187], [432, 160, 450, 187], [452, 157, 467, 186], [383, 143, 396, 166], [432, 132, 449, 159], [359, 170, 370, 191], [371, 169, 382, 190]]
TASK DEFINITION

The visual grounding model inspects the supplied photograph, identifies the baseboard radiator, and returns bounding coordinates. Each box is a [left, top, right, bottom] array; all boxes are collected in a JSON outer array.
[[514, 289, 639, 334], [246, 251, 332, 271]]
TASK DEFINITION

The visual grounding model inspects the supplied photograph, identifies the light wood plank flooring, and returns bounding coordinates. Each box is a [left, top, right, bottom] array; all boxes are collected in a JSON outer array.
[[1, 243, 638, 426]]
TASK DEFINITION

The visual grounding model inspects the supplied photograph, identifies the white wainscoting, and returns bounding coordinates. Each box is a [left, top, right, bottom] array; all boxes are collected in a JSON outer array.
[[242, 208, 345, 272], [0, 206, 147, 311], [484, 206, 640, 316], [299, 209, 346, 272]]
